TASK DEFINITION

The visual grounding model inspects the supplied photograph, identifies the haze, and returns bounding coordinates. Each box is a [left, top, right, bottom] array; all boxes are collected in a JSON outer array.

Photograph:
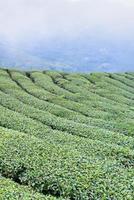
[[0, 0, 134, 72]]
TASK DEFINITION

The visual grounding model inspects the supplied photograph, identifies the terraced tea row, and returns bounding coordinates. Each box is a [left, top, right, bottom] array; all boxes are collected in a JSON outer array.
[[0, 68, 134, 199], [0, 127, 134, 199], [0, 177, 59, 200], [3, 69, 134, 120], [30, 71, 134, 113], [1, 90, 134, 136]]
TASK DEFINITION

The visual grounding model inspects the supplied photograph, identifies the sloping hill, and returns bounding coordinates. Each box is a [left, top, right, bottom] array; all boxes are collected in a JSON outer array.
[[0, 68, 134, 199]]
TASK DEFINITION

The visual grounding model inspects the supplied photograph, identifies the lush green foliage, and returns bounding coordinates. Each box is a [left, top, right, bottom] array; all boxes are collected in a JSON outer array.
[[0, 68, 134, 199], [0, 176, 59, 199]]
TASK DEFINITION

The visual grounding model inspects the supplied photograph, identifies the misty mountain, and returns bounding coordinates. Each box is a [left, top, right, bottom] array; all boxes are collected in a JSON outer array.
[[0, 38, 134, 72]]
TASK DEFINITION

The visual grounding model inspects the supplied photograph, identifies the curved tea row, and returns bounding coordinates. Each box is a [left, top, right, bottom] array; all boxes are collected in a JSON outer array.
[[0, 68, 134, 199]]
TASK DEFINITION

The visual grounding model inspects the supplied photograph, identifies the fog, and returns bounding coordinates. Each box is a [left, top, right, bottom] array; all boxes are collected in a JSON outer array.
[[0, 0, 134, 41], [0, 0, 134, 71]]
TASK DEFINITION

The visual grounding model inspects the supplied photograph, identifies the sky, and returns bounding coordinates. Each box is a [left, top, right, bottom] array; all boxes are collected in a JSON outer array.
[[0, 0, 134, 71]]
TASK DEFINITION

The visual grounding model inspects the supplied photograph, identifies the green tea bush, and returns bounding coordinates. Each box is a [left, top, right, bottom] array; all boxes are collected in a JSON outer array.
[[0, 68, 134, 199], [9, 71, 120, 120], [0, 127, 134, 199], [49, 72, 134, 110], [109, 73, 134, 89], [1, 90, 134, 136], [3, 73, 134, 120], [1, 104, 134, 146], [63, 73, 134, 106], [0, 176, 58, 200], [32, 71, 134, 115], [30, 71, 79, 101]]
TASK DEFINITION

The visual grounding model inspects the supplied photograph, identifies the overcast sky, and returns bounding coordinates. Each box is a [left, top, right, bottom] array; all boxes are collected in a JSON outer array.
[[0, 0, 134, 43], [0, 0, 134, 71]]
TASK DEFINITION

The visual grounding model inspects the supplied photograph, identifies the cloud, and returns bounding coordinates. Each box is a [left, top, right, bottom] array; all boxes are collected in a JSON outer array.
[[0, 0, 134, 44], [118, 0, 134, 7]]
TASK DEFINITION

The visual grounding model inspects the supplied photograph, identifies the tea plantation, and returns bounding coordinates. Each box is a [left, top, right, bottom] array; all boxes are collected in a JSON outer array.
[[0, 68, 134, 199]]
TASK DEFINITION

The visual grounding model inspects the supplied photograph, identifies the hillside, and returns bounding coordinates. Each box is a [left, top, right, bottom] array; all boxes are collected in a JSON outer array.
[[0, 68, 134, 199]]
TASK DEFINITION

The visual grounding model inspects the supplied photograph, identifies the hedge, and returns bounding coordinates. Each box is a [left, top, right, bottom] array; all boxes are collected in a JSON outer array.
[[0, 176, 59, 200], [0, 127, 134, 199]]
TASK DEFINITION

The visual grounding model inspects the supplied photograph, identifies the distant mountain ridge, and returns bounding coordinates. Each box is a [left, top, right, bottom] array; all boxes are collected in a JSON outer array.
[[0, 38, 134, 72]]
